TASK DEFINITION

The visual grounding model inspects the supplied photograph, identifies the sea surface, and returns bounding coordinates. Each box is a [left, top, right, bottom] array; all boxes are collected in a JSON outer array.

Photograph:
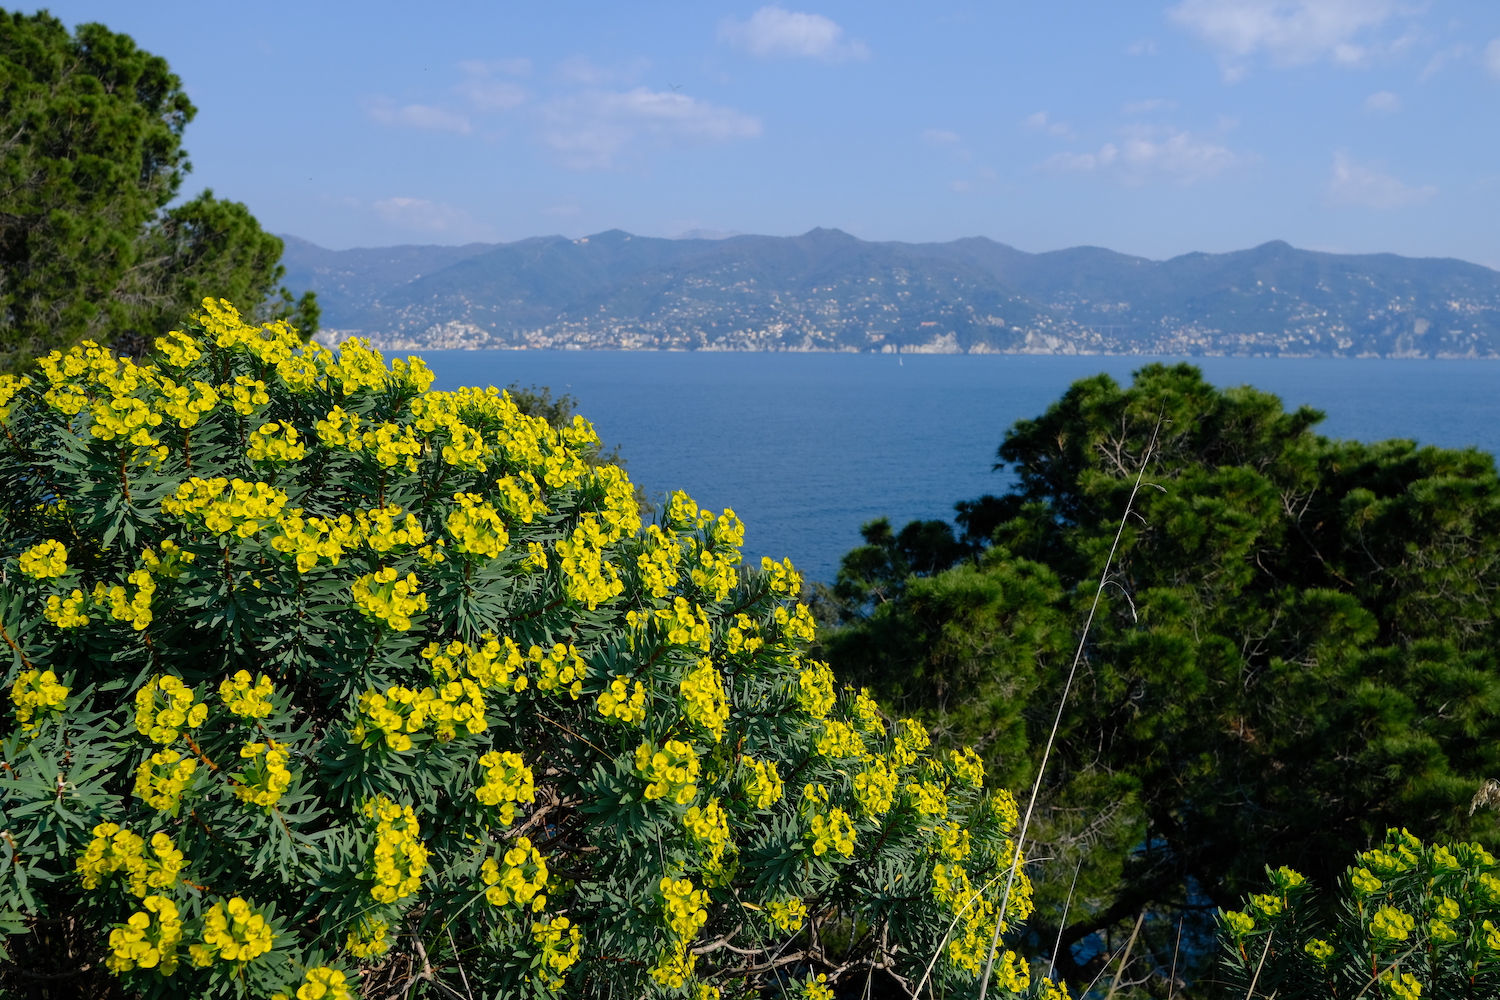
[[414, 351, 1500, 583]]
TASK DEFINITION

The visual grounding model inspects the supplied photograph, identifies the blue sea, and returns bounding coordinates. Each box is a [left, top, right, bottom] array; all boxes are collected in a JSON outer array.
[[414, 351, 1500, 583]]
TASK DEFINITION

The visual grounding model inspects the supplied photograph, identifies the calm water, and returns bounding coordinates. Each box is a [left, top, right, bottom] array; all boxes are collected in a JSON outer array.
[[414, 351, 1500, 583]]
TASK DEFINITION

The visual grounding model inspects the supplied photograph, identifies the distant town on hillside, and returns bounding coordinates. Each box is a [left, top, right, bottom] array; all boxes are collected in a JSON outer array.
[[280, 229, 1500, 358]]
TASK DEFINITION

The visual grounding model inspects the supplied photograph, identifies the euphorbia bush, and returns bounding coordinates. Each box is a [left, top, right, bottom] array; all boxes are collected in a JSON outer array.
[[1218, 829, 1500, 999], [0, 301, 1062, 999]]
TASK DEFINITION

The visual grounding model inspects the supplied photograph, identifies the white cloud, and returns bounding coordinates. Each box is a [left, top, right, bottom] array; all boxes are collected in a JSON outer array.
[[1128, 39, 1160, 56], [457, 62, 529, 111], [1364, 90, 1401, 112], [1326, 151, 1435, 208], [1486, 38, 1500, 78], [1024, 111, 1074, 138], [366, 99, 472, 134], [922, 129, 961, 145], [373, 197, 488, 237], [1168, 0, 1403, 79], [541, 87, 762, 169], [718, 6, 869, 61], [1042, 125, 1241, 184]]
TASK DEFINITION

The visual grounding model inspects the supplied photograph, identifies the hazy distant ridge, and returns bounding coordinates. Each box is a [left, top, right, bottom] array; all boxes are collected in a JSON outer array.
[[280, 230, 1500, 358]]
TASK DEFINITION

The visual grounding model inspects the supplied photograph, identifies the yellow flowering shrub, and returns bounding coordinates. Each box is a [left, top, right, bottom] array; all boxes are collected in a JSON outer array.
[[1220, 830, 1500, 998], [0, 303, 1046, 1000]]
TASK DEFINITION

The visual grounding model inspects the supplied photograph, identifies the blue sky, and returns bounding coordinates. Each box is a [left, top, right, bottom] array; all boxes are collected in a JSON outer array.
[[29, 1, 1500, 264]]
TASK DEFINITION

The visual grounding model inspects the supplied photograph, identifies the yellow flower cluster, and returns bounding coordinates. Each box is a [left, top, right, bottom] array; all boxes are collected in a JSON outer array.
[[274, 967, 356, 1000], [91, 387, 166, 456], [816, 719, 865, 760], [761, 555, 802, 596], [155, 377, 219, 428], [134, 749, 197, 813], [686, 537, 739, 602], [0, 372, 30, 422], [948, 747, 986, 789], [934, 823, 972, 863], [800, 974, 835, 1000], [992, 788, 1020, 834], [853, 756, 899, 816], [356, 684, 435, 752], [1380, 971, 1422, 1000], [767, 897, 808, 932], [636, 740, 701, 805], [446, 492, 509, 558], [637, 525, 683, 598], [162, 477, 289, 537], [94, 569, 155, 630], [198, 298, 303, 365], [351, 567, 427, 631], [247, 420, 306, 463], [314, 405, 361, 447], [804, 788, 857, 859], [556, 514, 623, 609], [684, 798, 732, 868], [43, 588, 90, 628], [932, 855, 1032, 980], [481, 836, 549, 910], [10, 669, 68, 731], [494, 472, 549, 524], [1303, 937, 1335, 964], [233, 739, 292, 808], [680, 658, 729, 741], [107, 895, 182, 974], [1371, 905, 1415, 944], [906, 780, 949, 818], [76, 825, 186, 897], [661, 876, 710, 939], [796, 660, 836, 718], [360, 420, 423, 471], [134, 674, 208, 743], [531, 916, 583, 991], [345, 915, 390, 959], [475, 750, 536, 824], [742, 756, 783, 809], [326, 338, 402, 394], [531, 642, 587, 699], [429, 677, 487, 740], [726, 613, 763, 656], [667, 491, 714, 532], [890, 717, 932, 769], [190, 896, 275, 966], [219, 670, 276, 718], [597, 674, 647, 725], [775, 602, 818, 643], [141, 539, 194, 579], [852, 688, 886, 736], [18, 539, 67, 578], [423, 635, 530, 693], [630, 596, 712, 651], [362, 795, 429, 904], [649, 947, 698, 991], [226, 375, 270, 414]]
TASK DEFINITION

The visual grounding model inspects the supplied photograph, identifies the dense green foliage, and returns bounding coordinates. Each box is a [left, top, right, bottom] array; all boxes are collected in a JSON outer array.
[[0, 304, 1059, 1000], [819, 363, 1500, 990], [1217, 829, 1500, 999], [0, 10, 315, 371]]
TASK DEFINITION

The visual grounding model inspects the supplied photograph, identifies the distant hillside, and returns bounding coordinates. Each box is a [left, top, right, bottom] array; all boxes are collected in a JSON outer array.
[[280, 230, 1500, 357]]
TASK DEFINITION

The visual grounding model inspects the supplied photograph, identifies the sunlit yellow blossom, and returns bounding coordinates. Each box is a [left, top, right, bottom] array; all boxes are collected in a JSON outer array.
[[475, 750, 535, 824], [11, 669, 68, 731], [360, 796, 428, 904], [636, 739, 700, 805], [106, 895, 182, 974], [76, 825, 185, 897], [247, 420, 306, 463], [189, 896, 275, 966], [233, 739, 292, 808], [351, 567, 427, 631], [18, 539, 67, 578], [742, 756, 783, 809], [133, 749, 197, 813], [532, 916, 583, 990], [680, 658, 729, 741], [133, 675, 208, 743], [481, 836, 549, 910], [219, 670, 275, 718], [346, 915, 391, 959], [43, 588, 90, 628], [597, 674, 647, 725]]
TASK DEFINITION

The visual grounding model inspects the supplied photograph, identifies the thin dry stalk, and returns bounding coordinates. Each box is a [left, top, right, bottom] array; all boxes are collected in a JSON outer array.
[[1046, 859, 1083, 982], [1105, 910, 1146, 1000], [1243, 930, 1273, 1000], [1168, 917, 1184, 1000], [976, 420, 1164, 1000]]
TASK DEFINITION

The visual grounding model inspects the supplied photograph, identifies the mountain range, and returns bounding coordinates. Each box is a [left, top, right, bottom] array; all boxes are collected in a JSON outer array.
[[279, 229, 1500, 357]]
